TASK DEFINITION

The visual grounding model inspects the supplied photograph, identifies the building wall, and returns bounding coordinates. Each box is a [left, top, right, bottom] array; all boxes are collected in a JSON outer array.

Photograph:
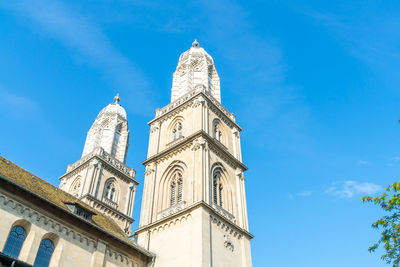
[[0, 190, 148, 267]]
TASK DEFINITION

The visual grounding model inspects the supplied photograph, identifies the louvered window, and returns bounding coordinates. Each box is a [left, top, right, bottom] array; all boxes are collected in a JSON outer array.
[[170, 182, 176, 206], [213, 172, 223, 207], [177, 179, 183, 203]]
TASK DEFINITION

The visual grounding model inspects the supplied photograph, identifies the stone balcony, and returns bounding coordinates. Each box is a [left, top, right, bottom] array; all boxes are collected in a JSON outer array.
[[66, 147, 136, 178], [102, 197, 119, 210], [212, 203, 236, 223], [157, 201, 186, 220]]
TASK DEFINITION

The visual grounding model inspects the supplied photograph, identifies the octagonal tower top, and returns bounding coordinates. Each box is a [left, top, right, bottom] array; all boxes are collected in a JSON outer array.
[[171, 40, 221, 103]]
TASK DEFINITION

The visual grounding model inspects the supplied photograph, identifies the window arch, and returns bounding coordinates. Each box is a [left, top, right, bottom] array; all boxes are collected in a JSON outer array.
[[213, 120, 223, 142], [213, 170, 223, 207], [3, 226, 26, 258], [69, 177, 81, 197], [34, 239, 55, 267], [104, 179, 118, 202], [172, 121, 183, 141], [170, 171, 183, 206]]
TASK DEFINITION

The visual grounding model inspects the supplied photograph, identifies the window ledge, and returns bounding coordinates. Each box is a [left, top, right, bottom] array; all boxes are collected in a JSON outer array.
[[157, 201, 186, 220], [166, 136, 185, 147]]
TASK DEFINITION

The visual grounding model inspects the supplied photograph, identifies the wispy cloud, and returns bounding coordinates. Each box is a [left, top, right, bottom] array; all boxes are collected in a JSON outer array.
[[302, 6, 400, 86], [325, 181, 382, 199], [358, 160, 369, 165], [0, 85, 38, 116], [289, 191, 312, 199], [1, 0, 153, 114]]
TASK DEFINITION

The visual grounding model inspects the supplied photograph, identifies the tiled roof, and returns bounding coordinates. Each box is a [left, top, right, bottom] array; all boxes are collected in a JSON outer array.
[[0, 156, 131, 244]]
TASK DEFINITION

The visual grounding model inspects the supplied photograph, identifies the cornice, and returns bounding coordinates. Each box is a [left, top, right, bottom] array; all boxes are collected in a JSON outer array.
[[142, 130, 247, 171], [82, 194, 134, 223], [135, 201, 253, 239], [148, 86, 242, 131], [60, 148, 139, 185]]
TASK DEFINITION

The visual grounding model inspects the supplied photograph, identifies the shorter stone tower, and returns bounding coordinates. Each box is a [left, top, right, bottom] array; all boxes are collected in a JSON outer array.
[[59, 95, 138, 234]]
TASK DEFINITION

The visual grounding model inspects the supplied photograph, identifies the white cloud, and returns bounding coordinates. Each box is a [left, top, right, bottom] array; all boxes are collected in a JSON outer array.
[[358, 160, 369, 165], [297, 191, 312, 197], [288, 191, 312, 199], [325, 181, 382, 199], [0, 86, 38, 116]]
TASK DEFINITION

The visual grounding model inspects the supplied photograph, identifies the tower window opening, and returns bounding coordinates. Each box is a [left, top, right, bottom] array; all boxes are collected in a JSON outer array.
[[213, 171, 223, 207], [104, 181, 117, 202], [170, 172, 183, 207], [172, 122, 183, 141], [170, 182, 176, 206], [213, 121, 222, 142]]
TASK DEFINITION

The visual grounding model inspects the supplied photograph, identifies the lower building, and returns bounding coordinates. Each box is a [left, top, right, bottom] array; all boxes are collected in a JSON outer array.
[[0, 156, 154, 267]]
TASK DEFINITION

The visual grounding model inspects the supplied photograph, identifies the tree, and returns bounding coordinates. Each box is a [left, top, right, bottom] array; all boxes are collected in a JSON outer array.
[[362, 182, 400, 266]]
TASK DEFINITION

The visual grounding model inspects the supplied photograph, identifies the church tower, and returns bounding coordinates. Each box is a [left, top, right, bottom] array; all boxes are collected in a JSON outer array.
[[136, 41, 253, 266], [59, 95, 138, 234]]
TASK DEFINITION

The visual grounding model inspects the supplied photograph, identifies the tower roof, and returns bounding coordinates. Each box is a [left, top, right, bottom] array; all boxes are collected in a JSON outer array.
[[98, 94, 127, 119], [171, 40, 221, 102]]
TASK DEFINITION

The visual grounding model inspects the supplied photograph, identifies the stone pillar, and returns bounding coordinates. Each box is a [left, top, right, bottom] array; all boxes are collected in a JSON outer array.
[[90, 241, 107, 267]]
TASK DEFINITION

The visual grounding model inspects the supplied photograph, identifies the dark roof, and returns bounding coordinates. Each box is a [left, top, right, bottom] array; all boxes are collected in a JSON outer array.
[[0, 156, 153, 258]]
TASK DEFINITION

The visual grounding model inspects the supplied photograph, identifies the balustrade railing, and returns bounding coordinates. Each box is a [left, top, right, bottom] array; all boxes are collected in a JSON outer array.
[[157, 201, 186, 220]]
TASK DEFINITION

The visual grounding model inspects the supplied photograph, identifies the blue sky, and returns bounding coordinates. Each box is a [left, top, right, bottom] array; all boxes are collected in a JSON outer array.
[[0, 1, 399, 266]]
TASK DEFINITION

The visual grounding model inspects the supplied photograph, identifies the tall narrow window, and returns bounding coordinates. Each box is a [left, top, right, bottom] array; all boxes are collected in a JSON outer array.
[[170, 182, 176, 206], [219, 184, 223, 206], [213, 179, 218, 205], [213, 171, 223, 207], [34, 239, 54, 267], [3, 226, 26, 258], [172, 121, 183, 141], [177, 179, 183, 203], [70, 177, 81, 197], [213, 121, 222, 142], [104, 181, 116, 202], [170, 171, 183, 206]]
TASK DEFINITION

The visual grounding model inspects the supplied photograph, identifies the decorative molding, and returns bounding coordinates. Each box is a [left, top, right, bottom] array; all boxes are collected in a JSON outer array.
[[61, 147, 137, 183], [157, 201, 186, 220], [106, 247, 140, 266], [151, 213, 192, 235], [143, 131, 247, 171], [210, 214, 242, 240], [0, 192, 98, 249], [191, 94, 206, 108], [148, 87, 242, 132], [212, 203, 236, 224], [191, 136, 208, 151], [224, 234, 234, 252]]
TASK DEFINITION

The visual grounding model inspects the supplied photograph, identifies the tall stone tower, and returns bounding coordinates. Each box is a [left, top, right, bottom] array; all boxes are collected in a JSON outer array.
[[136, 41, 253, 266], [59, 95, 138, 234]]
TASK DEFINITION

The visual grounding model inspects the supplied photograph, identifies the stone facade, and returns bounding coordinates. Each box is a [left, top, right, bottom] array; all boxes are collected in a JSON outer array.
[[59, 96, 138, 235], [0, 157, 153, 267], [136, 41, 253, 267]]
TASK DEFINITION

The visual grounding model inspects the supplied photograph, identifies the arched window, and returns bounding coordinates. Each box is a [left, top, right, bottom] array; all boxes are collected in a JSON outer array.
[[3, 226, 26, 258], [104, 181, 116, 202], [33, 239, 54, 267], [170, 182, 176, 206], [213, 171, 223, 207], [213, 121, 222, 142], [69, 177, 81, 197], [170, 172, 183, 206], [172, 122, 183, 141]]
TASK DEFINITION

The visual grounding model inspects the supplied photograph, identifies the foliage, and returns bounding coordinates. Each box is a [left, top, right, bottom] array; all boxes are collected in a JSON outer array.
[[362, 182, 400, 266]]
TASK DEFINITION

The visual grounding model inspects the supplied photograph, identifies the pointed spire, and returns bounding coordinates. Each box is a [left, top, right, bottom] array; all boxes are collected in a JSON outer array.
[[114, 93, 120, 104], [192, 39, 199, 48]]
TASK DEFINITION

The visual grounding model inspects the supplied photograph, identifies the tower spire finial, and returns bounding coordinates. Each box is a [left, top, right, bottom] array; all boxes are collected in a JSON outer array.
[[192, 39, 199, 48], [114, 93, 120, 104]]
